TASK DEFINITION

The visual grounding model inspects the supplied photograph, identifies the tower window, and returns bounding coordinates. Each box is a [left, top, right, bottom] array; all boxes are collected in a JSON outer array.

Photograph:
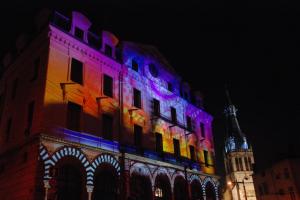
[[104, 44, 112, 57], [170, 107, 177, 124], [155, 132, 163, 153], [74, 27, 84, 40], [173, 139, 180, 158], [204, 150, 209, 166], [5, 118, 12, 141], [153, 98, 160, 116], [70, 58, 83, 84], [103, 74, 113, 97], [67, 102, 81, 132], [132, 59, 138, 72], [186, 116, 192, 131], [244, 157, 250, 171], [102, 114, 113, 140], [31, 57, 40, 82], [26, 101, 35, 134], [11, 78, 18, 100], [235, 158, 240, 171], [189, 145, 195, 161], [133, 88, 141, 108], [200, 123, 205, 138], [134, 124, 143, 148], [238, 157, 243, 171]]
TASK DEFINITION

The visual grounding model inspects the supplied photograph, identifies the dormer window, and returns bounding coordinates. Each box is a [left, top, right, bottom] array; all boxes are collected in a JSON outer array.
[[149, 63, 158, 78], [132, 59, 138, 72], [74, 27, 84, 40], [167, 82, 173, 92], [105, 44, 113, 57]]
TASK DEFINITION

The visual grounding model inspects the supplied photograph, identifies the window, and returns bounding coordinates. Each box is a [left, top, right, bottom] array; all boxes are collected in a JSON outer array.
[[133, 88, 141, 108], [103, 74, 113, 97], [153, 98, 160, 116], [167, 82, 173, 92], [74, 27, 84, 40], [244, 157, 250, 171], [11, 78, 18, 100], [134, 124, 143, 148], [204, 150, 209, 166], [70, 58, 83, 84], [200, 123, 205, 138], [189, 145, 195, 161], [173, 139, 180, 157], [132, 59, 138, 72], [31, 57, 40, 82], [235, 158, 240, 171], [149, 63, 158, 77], [105, 44, 112, 57], [102, 114, 113, 140], [155, 132, 163, 153], [170, 107, 177, 124], [284, 168, 290, 179], [5, 118, 12, 141], [186, 116, 192, 131], [26, 101, 35, 134], [67, 102, 81, 132]]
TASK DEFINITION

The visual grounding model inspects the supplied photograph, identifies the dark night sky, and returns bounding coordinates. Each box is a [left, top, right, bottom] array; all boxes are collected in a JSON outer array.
[[0, 0, 299, 176]]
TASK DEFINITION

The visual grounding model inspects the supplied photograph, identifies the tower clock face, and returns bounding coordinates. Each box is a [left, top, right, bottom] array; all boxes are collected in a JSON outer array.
[[149, 63, 159, 78]]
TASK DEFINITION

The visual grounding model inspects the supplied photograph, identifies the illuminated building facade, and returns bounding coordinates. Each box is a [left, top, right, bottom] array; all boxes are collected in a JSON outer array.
[[223, 90, 257, 200], [0, 10, 219, 200]]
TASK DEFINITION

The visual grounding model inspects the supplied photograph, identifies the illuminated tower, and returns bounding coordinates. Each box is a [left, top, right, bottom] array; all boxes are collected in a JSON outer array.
[[223, 89, 257, 200]]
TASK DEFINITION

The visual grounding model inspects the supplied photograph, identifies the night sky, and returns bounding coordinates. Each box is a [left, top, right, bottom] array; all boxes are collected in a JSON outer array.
[[0, 0, 299, 176]]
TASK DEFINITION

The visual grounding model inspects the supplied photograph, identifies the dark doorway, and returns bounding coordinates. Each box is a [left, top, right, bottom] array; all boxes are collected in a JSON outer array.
[[154, 173, 172, 200], [174, 176, 188, 200], [205, 182, 216, 200], [92, 163, 119, 200], [191, 180, 204, 200], [130, 172, 153, 200]]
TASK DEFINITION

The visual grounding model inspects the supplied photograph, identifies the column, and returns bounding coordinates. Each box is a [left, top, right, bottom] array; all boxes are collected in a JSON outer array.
[[86, 185, 94, 200], [43, 180, 51, 200]]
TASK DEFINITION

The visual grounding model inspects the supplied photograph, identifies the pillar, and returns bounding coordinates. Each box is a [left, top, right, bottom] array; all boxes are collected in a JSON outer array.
[[43, 180, 51, 200], [86, 185, 94, 200]]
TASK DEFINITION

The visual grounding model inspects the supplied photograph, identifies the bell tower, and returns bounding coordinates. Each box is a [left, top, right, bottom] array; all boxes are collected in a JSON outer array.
[[223, 89, 257, 200]]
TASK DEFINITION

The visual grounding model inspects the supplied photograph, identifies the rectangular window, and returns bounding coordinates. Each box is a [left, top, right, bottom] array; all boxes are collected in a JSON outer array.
[[167, 82, 173, 92], [244, 157, 249, 171], [27, 101, 35, 132], [67, 102, 81, 132], [235, 158, 240, 171], [103, 74, 113, 97], [189, 145, 195, 161], [133, 88, 141, 108], [155, 132, 163, 153], [134, 124, 143, 148], [11, 78, 18, 100], [200, 123, 205, 138], [105, 44, 112, 57], [5, 118, 12, 141], [170, 107, 177, 124], [132, 59, 138, 72], [71, 58, 83, 84], [186, 116, 192, 131], [31, 57, 40, 82], [204, 150, 209, 166], [173, 139, 180, 157], [102, 114, 113, 140], [74, 27, 84, 40], [153, 98, 160, 116]]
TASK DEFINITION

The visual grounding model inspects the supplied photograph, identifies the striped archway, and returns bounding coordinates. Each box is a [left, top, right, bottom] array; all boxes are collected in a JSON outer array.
[[203, 177, 219, 200], [39, 144, 54, 180], [89, 154, 121, 185]]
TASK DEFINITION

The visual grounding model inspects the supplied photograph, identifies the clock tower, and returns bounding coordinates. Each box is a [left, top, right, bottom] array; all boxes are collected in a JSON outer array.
[[223, 89, 257, 200]]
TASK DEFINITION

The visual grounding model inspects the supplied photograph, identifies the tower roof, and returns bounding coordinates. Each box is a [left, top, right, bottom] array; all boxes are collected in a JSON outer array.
[[224, 88, 249, 153]]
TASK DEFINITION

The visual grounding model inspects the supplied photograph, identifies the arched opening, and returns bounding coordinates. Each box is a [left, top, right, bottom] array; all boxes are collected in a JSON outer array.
[[50, 156, 86, 200], [130, 172, 153, 200], [174, 176, 188, 200], [154, 173, 172, 200], [190, 179, 204, 200], [205, 182, 216, 200], [92, 163, 119, 200]]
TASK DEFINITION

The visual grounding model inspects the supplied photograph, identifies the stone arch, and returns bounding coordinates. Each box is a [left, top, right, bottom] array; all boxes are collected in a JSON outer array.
[[190, 175, 204, 200], [50, 146, 90, 184], [89, 154, 120, 185], [203, 177, 218, 200], [189, 174, 202, 185], [130, 163, 153, 183], [171, 171, 186, 188], [153, 167, 172, 186], [39, 144, 54, 180]]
